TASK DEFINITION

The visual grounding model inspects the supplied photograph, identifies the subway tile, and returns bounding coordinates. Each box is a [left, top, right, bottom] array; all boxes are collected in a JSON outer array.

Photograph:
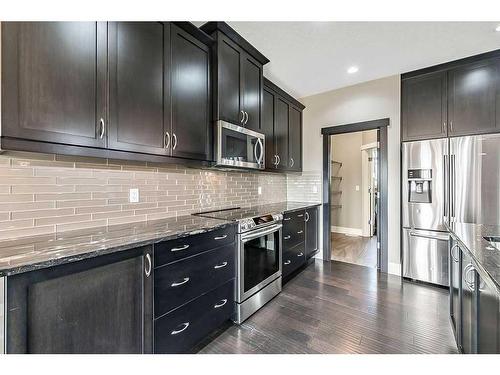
[[12, 208, 74, 220], [0, 194, 34, 203], [56, 154, 106, 165], [134, 207, 167, 216], [0, 176, 57, 185], [91, 191, 128, 199], [36, 214, 92, 226], [122, 202, 157, 211], [12, 185, 74, 194], [35, 192, 92, 202], [56, 219, 107, 233], [0, 213, 10, 221], [92, 210, 134, 220], [108, 215, 147, 226], [0, 201, 55, 212], [76, 205, 121, 214], [56, 177, 108, 185], [57, 199, 107, 208], [6, 151, 55, 161], [75, 185, 122, 193], [35, 167, 92, 178], [0, 225, 55, 240], [0, 167, 34, 177], [12, 158, 73, 169]]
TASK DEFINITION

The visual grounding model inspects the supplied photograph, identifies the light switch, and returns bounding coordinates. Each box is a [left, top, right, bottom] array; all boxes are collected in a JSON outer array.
[[129, 188, 139, 203], [258, 186, 262, 195]]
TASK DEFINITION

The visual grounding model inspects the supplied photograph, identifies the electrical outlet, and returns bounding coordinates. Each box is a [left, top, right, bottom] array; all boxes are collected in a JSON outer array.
[[312, 185, 318, 194], [129, 188, 139, 203], [258, 186, 262, 195], [355, 185, 360, 191]]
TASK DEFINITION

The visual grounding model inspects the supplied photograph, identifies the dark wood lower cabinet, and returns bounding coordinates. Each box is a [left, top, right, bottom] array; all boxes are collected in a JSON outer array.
[[305, 206, 319, 259], [6, 246, 153, 354]]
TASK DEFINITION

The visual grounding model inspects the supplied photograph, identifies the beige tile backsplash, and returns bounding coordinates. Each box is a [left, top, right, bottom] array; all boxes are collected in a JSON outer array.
[[0, 151, 290, 240]]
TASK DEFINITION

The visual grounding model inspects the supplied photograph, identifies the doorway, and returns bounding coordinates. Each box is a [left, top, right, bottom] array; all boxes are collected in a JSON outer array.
[[321, 119, 389, 272], [330, 129, 379, 268]]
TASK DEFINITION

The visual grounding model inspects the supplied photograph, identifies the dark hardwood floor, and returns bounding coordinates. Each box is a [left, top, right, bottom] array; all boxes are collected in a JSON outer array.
[[199, 260, 458, 354]]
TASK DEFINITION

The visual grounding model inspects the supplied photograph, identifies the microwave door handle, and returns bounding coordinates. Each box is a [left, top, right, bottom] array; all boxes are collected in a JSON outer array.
[[254, 139, 259, 164], [257, 138, 264, 165]]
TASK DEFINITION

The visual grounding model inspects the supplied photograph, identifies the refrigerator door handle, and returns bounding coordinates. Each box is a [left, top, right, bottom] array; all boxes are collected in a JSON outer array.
[[409, 231, 449, 242], [443, 154, 448, 220], [451, 154, 456, 220]]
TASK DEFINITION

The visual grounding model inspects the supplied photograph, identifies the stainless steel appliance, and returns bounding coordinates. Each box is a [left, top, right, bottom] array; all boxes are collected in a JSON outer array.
[[449, 134, 500, 225], [195, 206, 282, 323], [214, 120, 265, 170], [402, 139, 450, 286]]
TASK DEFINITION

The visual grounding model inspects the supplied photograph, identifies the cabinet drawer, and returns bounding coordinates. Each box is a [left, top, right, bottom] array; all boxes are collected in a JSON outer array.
[[154, 243, 236, 318], [154, 224, 236, 267], [283, 210, 305, 250], [282, 243, 306, 279], [154, 280, 234, 354]]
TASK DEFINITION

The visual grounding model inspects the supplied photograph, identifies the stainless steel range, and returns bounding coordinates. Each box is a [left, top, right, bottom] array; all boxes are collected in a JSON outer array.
[[195, 206, 283, 324]]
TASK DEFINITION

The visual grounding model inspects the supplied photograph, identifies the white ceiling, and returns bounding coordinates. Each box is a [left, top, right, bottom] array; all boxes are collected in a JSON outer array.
[[205, 22, 500, 99]]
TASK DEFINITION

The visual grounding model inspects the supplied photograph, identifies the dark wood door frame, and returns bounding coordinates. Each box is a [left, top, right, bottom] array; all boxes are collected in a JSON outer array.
[[321, 118, 389, 273]]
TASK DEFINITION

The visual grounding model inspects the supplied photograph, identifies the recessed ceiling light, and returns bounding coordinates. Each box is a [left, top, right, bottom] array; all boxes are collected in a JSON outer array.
[[347, 66, 359, 74], [496, 25, 500, 32]]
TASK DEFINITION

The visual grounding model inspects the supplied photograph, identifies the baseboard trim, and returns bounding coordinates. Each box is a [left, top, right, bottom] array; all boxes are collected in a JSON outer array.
[[331, 226, 363, 236], [388, 262, 401, 276]]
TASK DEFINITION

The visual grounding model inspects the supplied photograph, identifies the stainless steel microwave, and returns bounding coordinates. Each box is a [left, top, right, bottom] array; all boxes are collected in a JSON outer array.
[[214, 120, 265, 170]]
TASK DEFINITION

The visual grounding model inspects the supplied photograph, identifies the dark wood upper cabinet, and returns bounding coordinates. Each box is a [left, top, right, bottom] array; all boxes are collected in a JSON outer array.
[[1, 22, 107, 148], [401, 71, 447, 141], [217, 34, 243, 125], [275, 97, 290, 170], [448, 58, 500, 137], [7, 246, 153, 354], [200, 22, 268, 130], [242, 54, 263, 131], [170, 24, 211, 161], [288, 106, 302, 171], [262, 87, 277, 168], [108, 22, 170, 155]]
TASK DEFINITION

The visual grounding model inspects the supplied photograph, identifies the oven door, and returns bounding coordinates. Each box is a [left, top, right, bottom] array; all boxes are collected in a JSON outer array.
[[238, 223, 282, 302], [215, 120, 265, 170]]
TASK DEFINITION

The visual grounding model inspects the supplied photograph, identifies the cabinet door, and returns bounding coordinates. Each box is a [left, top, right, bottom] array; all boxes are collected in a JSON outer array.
[[461, 249, 477, 354], [288, 105, 302, 171], [448, 59, 500, 136], [1, 22, 107, 147], [242, 53, 263, 131], [477, 273, 500, 353], [217, 34, 243, 125], [305, 206, 319, 259], [6, 246, 153, 354], [170, 24, 211, 161], [275, 96, 289, 169], [108, 22, 169, 155], [449, 241, 461, 345], [262, 87, 276, 169], [401, 71, 447, 141]]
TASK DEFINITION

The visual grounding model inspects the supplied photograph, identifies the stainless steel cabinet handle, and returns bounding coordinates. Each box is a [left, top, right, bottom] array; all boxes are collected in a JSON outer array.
[[284, 235, 291, 240], [172, 133, 178, 150], [164, 131, 170, 149], [450, 120, 453, 132], [443, 122, 446, 133], [290, 158, 294, 168], [171, 277, 190, 287], [98, 118, 105, 139], [171, 244, 190, 252], [283, 217, 291, 221], [464, 265, 475, 291], [297, 230, 304, 234], [305, 212, 310, 222], [277, 155, 281, 165], [297, 214, 304, 217], [145, 253, 152, 277], [297, 252, 304, 257], [171, 322, 189, 335], [214, 299, 227, 309], [214, 261, 228, 269], [240, 110, 245, 124], [244, 111, 249, 125], [214, 234, 227, 240], [284, 260, 291, 265]]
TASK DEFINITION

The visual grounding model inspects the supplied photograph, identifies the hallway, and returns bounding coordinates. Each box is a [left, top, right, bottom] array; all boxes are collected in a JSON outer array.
[[331, 232, 378, 268]]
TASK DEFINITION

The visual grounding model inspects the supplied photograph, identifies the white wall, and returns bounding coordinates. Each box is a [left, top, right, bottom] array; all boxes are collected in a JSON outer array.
[[300, 75, 401, 275]]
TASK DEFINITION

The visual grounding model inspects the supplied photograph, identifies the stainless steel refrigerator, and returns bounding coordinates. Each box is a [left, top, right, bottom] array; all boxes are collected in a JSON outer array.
[[402, 139, 450, 286], [402, 134, 500, 287]]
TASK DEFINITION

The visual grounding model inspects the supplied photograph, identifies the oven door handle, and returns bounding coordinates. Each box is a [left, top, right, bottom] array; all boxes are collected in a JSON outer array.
[[241, 224, 283, 243]]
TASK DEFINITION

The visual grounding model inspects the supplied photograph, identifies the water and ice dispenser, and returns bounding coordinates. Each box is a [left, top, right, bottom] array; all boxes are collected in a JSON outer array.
[[407, 169, 432, 203]]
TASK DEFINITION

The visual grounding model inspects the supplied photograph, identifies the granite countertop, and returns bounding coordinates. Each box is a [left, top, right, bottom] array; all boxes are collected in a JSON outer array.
[[0, 215, 234, 277], [447, 222, 500, 292], [0, 201, 321, 277]]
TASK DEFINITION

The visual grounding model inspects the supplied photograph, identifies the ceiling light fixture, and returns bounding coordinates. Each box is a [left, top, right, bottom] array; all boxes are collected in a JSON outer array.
[[347, 66, 359, 74]]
